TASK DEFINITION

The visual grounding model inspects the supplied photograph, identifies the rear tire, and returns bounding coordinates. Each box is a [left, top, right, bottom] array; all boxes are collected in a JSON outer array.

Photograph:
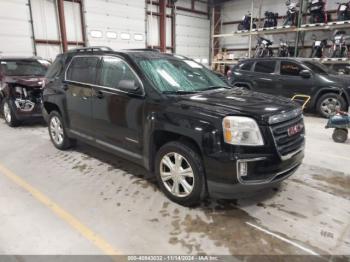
[[48, 111, 76, 150], [332, 128, 348, 143], [316, 93, 347, 118], [155, 141, 206, 207], [2, 99, 20, 127]]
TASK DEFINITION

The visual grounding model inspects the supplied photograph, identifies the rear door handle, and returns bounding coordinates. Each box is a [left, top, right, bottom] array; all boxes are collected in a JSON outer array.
[[96, 90, 104, 99], [62, 84, 68, 91]]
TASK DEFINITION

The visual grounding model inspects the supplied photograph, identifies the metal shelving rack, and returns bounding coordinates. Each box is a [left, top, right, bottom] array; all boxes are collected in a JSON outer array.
[[211, 0, 350, 67]]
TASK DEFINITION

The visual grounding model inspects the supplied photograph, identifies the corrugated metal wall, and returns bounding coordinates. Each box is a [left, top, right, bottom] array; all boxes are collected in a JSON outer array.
[[0, 0, 210, 62], [0, 0, 34, 56], [176, 9, 210, 64], [84, 0, 146, 50]]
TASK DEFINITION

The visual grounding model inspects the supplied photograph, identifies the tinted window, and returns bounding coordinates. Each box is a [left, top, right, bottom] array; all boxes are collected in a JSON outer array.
[[254, 61, 276, 74], [99, 56, 140, 89], [280, 61, 303, 76], [66, 56, 99, 84], [239, 61, 254, 71], [303, 61, 329, 75], [0, 60, 47, 76]]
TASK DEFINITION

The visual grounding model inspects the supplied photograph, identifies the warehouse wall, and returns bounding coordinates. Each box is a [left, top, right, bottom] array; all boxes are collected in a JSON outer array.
[[0, 0, 210, 63], [175, 0, 210, 64], [220, 0, 350, 58], [84, 0, 146, 50], [147, 0, 210, 64], [0, 0, 34, 56]]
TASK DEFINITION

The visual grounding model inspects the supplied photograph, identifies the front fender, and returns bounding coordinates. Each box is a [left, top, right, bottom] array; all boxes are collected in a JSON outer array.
[[142, 110, 223, 171]]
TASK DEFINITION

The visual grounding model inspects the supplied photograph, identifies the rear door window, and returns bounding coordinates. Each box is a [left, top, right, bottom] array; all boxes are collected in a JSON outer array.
[[66, 56, 100, 85], [254, 61, 276, 74], [280, 61, 303, 76]]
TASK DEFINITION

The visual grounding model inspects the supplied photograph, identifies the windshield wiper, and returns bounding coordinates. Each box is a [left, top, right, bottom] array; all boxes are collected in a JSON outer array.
[[162, 90, 200, 95], [203, 85, 230, 91]]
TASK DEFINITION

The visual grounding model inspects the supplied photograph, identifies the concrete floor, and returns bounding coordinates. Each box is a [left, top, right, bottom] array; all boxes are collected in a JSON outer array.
[[0, 116, 349, 256]]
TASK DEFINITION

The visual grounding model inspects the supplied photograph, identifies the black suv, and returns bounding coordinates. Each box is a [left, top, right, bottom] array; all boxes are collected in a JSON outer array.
[[43, 47, 305, 206], [229, 58, 350, 118]]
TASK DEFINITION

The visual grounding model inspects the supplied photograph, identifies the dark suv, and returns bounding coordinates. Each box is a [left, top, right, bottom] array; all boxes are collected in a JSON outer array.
[[0, 57, 49, 126], [43, 47, 305, 206], [229, 58, 350, 118]]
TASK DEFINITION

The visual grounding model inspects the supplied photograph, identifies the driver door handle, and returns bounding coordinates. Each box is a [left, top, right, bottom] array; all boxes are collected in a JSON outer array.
[[96, 90, 104, 99]]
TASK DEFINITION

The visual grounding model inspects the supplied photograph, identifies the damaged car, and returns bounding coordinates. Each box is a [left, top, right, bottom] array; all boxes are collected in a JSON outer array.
[[0, 57, 49, 127]]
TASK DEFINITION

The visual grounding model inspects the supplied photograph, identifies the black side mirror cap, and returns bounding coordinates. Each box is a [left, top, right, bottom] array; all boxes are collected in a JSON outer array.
[[300, 70, 312, 78]]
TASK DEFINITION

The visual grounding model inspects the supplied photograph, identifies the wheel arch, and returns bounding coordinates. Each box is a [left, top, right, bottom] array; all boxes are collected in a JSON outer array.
[[231, 81, 253, 90], [148, 130, 203, 175], [44, 101, 62, 115], [312, 87, 349, 109]]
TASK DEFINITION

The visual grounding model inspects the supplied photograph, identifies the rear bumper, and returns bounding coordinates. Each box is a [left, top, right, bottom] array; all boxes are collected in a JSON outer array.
[[205, 149, 304, 199]]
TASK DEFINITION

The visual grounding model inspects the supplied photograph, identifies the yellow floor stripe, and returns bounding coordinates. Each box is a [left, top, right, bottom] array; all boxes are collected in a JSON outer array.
[[0, 163, 121, 256]]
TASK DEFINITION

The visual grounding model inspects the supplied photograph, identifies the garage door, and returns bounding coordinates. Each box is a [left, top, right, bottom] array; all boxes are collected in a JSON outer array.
[[0, 0, 34, 56], [84, 0, 146, 50], [176, 11, 210, 65]]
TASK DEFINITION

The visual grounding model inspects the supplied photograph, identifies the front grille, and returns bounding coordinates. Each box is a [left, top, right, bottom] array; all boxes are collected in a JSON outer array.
[[270, 114, 305, 158]]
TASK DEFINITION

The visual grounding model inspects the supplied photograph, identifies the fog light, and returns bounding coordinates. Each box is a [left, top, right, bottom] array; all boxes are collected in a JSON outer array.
[[238, 161, 248, 177]]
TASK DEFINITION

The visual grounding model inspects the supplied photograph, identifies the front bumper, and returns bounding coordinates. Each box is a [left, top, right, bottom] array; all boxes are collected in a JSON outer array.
[[12, 99, 43, 121], [205, 149, 304, 199]]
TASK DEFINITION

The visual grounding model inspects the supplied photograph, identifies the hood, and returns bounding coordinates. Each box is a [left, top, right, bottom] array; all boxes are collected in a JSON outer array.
[[3, 75, 45, 88], [174, 88, 298, 124]]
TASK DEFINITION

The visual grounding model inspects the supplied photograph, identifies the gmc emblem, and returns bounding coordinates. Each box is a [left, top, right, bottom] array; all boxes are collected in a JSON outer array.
[[288, 123, 304, 137]]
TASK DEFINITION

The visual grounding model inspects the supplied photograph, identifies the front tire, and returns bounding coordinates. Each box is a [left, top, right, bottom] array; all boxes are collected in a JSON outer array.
[[332, 128, 348, 143], [155, 141, 205, 206], [316, 93, 347, 118], [48, 111, 75, 150], [2, 99, 20, 127]]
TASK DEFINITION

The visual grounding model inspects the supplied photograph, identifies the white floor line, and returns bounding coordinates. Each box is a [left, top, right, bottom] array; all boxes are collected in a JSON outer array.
[[246, 222, 320, 256]]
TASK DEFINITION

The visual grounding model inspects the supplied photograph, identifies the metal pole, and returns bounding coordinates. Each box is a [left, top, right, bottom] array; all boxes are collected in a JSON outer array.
[[248, 0, 254, 58], [57, 0, 68, 52], [294, 0, 304, 57], [28, 0, 37, 56], [210, 7, 214, 66], [172, 1, 177, 53], [159, 0, 166, 52]]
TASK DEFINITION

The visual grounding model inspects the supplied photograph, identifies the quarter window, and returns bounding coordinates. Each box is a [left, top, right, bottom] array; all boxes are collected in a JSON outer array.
[[280, 61, 303, 76], [254, 61, 276, 74], [99, 57, 140, 90], [66, 57, 99, 85]]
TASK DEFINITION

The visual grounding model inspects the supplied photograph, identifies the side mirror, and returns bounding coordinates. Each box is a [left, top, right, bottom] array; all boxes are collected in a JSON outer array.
[[300, 70, 312, 79], [117, 79, 141, 93]]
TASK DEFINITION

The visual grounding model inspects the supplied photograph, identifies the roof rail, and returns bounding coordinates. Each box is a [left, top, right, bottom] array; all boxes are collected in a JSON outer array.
[[122, 48, 160, 52], [68, 46, 113, 53]]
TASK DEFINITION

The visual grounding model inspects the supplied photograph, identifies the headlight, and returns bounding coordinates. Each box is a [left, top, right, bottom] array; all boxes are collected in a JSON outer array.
[[222, 116, 264, 146]]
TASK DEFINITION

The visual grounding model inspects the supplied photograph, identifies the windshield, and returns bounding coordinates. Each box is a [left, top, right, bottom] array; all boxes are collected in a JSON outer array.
[[137, 58, 229, 93], [303, 61, 335, 75], [0, 60, 47, 76]]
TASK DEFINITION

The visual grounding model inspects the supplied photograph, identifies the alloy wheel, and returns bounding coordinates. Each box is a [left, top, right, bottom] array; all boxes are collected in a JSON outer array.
[[160, 152, 195, 198], [320, 97, 341, 117], [50, 116, 64, 146], [3, 102, 11, 123]]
